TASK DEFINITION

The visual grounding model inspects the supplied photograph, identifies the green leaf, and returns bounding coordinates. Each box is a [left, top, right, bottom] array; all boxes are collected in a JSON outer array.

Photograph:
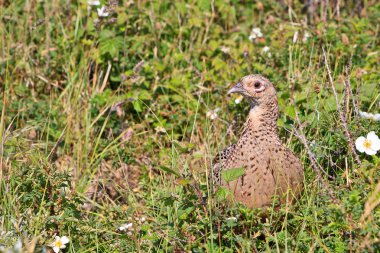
[[132, 100, 142, 112], [178, 205, 195, 220], [162, 196, 176, 207], [99, 29, 115, 40], [158, 166, 180, 177], [215, 187, 231, 201], [138, 90, 152, 100], [284, 105, 295, 119], [221, 167, 245, 183], [99, 36, 124, 57]]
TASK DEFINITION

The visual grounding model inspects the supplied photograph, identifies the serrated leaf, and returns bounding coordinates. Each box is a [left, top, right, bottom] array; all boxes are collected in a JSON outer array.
[[221, 167, 245, 183], [99, 29, 115, 39], [99, 36, 124, 57], [215, 187, 231, 201]]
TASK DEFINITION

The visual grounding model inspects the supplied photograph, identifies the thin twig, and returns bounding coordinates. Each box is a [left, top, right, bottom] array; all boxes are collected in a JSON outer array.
[[336, 0, 340, 20], [285, 127, 335, 180], [344, 66, 360, 127], [322, 47, 361, 166], [343, 75, 350, 122], [99, 61, 112, 93], [292, 106, 339, 203]]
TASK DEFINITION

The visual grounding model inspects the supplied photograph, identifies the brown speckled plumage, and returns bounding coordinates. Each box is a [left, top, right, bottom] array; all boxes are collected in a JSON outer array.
[[213, 75, 304, 208]]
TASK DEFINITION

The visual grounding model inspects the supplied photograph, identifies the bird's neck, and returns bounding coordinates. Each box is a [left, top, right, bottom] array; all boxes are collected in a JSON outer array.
[[245, 98, 279, 136]]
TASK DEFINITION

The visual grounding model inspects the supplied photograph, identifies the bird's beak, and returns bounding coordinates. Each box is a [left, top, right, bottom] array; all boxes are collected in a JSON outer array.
[[227, 82, 246, 95]]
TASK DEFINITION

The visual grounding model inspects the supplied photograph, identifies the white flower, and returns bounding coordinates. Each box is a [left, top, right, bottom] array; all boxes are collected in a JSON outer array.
[[51, 236, 69, 253], [119, 223, 133, 231], [355, 131, 380, 155], [226, 217, 237, 222], [88, 0, 100, 5], [359, 111, 380, 121], [206, 108, 220, 120], [303, 32, 311, 42], [140, 217, 146, 222], [249, 27, 263, 41], [207, 112, 218, 120], [97, 6, 109, 17], [234, 95, 243, 104], [220, 46, 230, 54], [262, 46, 271, 57], [155, 126, 166, 134]]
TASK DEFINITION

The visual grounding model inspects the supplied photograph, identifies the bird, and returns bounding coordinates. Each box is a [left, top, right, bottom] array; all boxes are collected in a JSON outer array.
[[212, 74, 304, 209]]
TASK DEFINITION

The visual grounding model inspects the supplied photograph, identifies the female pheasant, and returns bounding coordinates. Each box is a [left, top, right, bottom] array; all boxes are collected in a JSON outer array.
[[212, 74, 304, 208]]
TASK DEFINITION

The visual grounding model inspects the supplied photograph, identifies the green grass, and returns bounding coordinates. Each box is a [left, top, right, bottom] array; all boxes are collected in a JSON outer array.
[[1, 0, 380, 252]]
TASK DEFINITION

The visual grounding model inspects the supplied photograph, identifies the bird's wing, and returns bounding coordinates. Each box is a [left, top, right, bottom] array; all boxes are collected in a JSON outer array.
[[211, 144, 237, 186], [212, 144, 237, 164]]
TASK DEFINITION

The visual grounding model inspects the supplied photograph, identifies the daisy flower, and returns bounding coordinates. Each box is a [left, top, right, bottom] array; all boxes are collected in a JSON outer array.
[[51, 236, 69, 253], [355, 131, 380, 155]]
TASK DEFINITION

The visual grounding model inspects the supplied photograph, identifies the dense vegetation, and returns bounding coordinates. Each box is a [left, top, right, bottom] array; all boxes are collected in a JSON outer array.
[[1, 0, 379, 252]]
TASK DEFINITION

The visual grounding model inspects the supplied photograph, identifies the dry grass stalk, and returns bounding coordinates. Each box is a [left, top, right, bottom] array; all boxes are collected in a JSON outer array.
[[292, 104, 340, 204], [322, 48, 361, 166], [344, 66, 361, 127]]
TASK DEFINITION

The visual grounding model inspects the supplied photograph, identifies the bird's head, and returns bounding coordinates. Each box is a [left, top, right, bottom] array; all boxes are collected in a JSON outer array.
[[228, 74, 276, 105]]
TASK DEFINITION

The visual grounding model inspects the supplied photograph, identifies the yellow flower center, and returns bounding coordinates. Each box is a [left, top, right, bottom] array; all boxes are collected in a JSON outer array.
[[363, 139, 372, 149], [55, 241, 63, 248]]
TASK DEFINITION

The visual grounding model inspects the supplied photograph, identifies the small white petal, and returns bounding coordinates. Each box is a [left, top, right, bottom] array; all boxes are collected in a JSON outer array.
[[53, 246, 60, 253], [370, 136, 380, 151], [88, 0, 100, 5], [367, 131, 379, 142], [365, 148, 377, 155], [155, 126, 166, 133], [207, 109, 219, 120], [303, 32, 311, 42], [249, 27, 263, 41], [355, 136, 366, 153], [119, 223, 133, 231], [220, 46, 230, 54], [60, 236, 70, 245], [97, 6, 109, 17], [359, 111, 380, 121], [226, 217, 237, 221]]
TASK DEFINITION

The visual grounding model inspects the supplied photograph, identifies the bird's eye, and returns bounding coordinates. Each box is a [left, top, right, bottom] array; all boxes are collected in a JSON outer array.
[[254, 82, 261, 88]]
